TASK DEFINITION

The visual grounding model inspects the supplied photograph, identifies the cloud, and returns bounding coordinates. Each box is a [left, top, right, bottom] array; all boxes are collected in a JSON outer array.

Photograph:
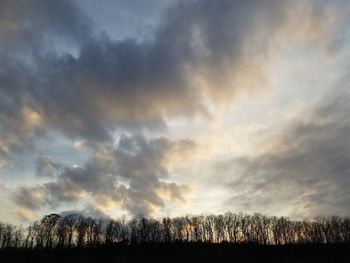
[[13, 135, 196, 216], [0, 0, 92, 158], [3, 0, 349, 220], [15, 208, 34, 222], [217, 91, 350, 218], [35, 155, 62, 177], [113, 135, 194, 215], [0, 0, 343, 158], [13, 185, 47, 211], [0, 0, 91, 48], [60, 205, 108, 219]]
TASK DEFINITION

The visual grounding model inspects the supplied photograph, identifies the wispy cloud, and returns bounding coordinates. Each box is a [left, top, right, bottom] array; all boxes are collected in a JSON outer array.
[[216, 90, 350, 218]]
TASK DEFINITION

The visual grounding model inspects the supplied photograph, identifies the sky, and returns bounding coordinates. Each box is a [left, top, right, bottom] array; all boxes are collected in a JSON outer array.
[[1, 0, 350, 224]]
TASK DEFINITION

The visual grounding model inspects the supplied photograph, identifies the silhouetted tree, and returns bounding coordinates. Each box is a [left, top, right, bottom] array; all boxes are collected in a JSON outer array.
[[2, 212, 350, 250], [40, 213, 61, 248]]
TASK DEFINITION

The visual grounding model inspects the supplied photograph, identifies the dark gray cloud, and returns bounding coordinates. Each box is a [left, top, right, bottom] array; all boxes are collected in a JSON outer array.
[[14, 185, 47, 211], [14, 135, 195, 216], [114, 135, 192, 215], [0, 0, 92, 157], [1, 0, 332, 154], [35, 156, 62, 177], [0, 0, 91, 49], [218, 91, 350, 218], [60, 205, 109, 219]]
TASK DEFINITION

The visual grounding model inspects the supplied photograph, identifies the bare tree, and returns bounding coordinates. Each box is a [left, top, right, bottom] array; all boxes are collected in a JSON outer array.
[[2, 212, 350, 249], [40, 214, 61, 248]]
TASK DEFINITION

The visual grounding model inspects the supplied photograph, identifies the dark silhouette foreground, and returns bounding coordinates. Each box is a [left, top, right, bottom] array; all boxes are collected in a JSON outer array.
[[1, 243, 349, 263], [1, 212, 350, 262]]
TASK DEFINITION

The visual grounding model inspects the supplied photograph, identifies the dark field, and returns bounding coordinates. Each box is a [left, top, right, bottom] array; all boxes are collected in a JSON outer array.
[[1, 243, 349, 263]]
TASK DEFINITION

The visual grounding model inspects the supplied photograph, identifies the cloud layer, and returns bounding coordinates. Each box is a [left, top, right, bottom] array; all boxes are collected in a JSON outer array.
[[1, 0, 339, 152], [0, 0, 349, 220], [14, 135, 195, 216], [218, 91, 350, 218]]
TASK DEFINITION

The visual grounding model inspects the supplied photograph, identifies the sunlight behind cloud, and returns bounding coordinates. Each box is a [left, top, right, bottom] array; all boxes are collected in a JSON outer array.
[[0, 0, 350, 223]]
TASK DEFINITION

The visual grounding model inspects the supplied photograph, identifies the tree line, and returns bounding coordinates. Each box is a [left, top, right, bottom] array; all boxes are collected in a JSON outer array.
[[1, 212, 350, 249]]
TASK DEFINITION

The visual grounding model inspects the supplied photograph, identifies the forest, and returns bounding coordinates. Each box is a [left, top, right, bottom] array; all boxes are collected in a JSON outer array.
[[0, 212, 349, 262]]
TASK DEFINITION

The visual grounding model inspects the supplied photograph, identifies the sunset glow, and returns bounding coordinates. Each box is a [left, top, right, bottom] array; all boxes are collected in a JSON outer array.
[[1, 0, 350, 224]]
